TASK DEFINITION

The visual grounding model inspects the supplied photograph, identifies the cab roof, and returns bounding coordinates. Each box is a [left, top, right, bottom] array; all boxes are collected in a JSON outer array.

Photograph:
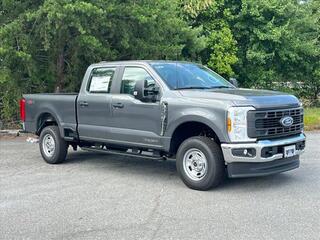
[[90, 60, 197, 68]]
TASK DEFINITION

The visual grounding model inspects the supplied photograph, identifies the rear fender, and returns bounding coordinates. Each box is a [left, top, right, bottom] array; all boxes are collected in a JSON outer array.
[[36, 110, 64, 137]]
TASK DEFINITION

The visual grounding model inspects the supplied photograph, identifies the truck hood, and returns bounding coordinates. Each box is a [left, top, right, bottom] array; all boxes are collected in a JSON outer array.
[[179, 88, 300, 109]]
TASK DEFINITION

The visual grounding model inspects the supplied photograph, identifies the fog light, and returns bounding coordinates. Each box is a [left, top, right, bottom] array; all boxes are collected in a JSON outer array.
[[232, 148, 256, 158]]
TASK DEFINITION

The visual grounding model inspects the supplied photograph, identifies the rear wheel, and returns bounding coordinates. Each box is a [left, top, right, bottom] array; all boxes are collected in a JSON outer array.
[[176, 136, 225, 190], [39, 126, 68, 164]]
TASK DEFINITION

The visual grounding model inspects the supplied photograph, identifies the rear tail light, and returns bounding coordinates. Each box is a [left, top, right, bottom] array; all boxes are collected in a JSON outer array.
[[20, 98, 26, 122]]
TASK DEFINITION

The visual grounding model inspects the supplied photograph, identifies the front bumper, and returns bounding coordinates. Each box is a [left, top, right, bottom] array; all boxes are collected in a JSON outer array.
[[221, 133, 306, 178], [221, 133, 306, 163], [227, 156, 300, 178]]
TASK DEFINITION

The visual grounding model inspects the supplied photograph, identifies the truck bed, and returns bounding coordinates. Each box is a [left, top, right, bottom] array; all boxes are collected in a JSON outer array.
[[23, 93, 78, 136]]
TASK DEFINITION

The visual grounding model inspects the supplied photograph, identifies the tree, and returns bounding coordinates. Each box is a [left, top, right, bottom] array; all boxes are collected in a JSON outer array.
[[229, 0, 319, 104], [293, 0, 320, 104], [1, 0, 319, 125], [192, 0, 238, 77], [0, 0, 202, 123]]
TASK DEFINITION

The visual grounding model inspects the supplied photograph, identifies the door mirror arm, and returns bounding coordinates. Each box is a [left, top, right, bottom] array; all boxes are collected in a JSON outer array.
[[229, 78, 238, 88]]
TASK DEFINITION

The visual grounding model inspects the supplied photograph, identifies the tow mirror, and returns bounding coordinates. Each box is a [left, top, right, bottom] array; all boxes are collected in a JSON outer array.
[[133, 80, 146, 101], [229, 78, 238, 88], [133, 80, 159, 102]]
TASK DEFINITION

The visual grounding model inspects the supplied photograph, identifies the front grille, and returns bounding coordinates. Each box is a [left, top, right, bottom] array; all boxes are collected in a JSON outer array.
[[248, 108, 304, 139]]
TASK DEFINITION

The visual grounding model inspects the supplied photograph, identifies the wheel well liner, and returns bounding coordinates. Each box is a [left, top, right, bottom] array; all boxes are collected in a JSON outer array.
[[169, 121, 221, 154], [36, 112, 58, 135]]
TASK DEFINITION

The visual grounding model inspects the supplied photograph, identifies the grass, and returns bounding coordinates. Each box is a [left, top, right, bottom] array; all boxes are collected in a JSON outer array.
[[304, 107, 320, 131]]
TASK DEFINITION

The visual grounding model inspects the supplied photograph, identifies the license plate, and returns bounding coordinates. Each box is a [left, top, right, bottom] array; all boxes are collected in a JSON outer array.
[[284, 145, 296, 158]]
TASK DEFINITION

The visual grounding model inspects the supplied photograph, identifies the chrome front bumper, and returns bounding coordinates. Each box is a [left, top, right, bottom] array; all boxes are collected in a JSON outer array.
[[221, 133, 306, 163]]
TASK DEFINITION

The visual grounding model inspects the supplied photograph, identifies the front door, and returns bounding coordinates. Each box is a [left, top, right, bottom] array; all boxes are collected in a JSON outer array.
[[110, 66, 163, 148]]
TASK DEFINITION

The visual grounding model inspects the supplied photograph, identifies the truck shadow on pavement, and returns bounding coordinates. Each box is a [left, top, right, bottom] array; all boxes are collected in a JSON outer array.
[[221, 173, 297, 191], [64, 150, 299, 192]]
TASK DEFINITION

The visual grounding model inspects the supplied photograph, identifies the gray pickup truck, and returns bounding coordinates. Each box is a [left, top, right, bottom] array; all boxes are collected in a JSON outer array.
[[21, 60, 306, 190]]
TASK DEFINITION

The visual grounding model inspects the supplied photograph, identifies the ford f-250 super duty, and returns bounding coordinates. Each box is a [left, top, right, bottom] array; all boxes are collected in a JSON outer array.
[[20, 61, 306, 190]]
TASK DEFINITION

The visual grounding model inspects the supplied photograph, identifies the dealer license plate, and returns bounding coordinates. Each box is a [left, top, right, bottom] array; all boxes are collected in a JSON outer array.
[[284, 145, 296, 158]]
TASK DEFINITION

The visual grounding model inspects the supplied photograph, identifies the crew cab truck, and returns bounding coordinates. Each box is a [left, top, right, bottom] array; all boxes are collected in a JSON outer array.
[[20, 61, 306, 190]]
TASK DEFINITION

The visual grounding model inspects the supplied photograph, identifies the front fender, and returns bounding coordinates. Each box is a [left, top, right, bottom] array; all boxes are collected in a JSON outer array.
[[165, 108, 228, 142]]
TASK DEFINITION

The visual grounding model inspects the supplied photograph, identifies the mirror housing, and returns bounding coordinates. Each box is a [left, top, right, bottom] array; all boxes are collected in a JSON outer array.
[[229, 78, 238, 88], [133, 80, 159, 102], [133, 80, 146, 101]]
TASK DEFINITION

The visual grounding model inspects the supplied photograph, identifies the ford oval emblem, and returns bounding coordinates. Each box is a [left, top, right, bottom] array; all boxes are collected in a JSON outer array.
[[280, 116, 294, 127]]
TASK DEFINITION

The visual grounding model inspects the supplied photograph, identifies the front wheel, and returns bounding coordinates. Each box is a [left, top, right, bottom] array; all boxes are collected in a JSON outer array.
[[176, 136, 225, 190], [39, 125, 68, 164]]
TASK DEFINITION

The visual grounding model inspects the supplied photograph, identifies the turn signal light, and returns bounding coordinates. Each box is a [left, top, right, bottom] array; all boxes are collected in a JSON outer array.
[[227, 117, 232, 132]]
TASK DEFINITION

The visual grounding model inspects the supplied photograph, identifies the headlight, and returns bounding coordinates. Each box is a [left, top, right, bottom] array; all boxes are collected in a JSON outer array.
[[227, 106, 256, 142]]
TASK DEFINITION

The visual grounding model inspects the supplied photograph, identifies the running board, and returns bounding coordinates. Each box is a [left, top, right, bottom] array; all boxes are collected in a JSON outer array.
[[81, 147, 165, 160]]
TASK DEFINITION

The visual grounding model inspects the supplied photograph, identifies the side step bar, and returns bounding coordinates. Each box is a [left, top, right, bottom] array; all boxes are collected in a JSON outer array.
[[81, 146, 166, 160]]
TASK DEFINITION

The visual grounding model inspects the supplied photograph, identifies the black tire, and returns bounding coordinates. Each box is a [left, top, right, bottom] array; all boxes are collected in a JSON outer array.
[[39, 125, 68, 164], [176, 136, 225, 190]]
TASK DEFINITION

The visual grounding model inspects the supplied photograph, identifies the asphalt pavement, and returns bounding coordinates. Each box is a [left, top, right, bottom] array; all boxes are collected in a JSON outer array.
[[0, 132, 319, 240]]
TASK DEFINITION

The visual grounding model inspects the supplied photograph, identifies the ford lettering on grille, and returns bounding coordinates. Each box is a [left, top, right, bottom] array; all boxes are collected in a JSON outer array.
[[280, 116, 294, 127]]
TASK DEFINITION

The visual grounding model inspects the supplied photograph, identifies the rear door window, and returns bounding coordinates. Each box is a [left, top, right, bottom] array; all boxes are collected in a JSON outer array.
[[88, 67, 116, 93]]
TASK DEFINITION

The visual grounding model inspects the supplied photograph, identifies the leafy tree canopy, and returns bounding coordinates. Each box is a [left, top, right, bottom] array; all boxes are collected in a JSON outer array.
[[0, 0, 319, 124]]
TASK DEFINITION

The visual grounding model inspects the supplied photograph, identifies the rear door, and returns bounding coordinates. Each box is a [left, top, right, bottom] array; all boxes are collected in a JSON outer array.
[[110, 65, 163, 148], [77, 66, 119, 141]]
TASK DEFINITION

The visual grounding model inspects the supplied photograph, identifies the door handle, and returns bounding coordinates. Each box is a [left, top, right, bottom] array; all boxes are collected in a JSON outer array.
[[112, 102, 124, 109], [79, 101, 89, 107]]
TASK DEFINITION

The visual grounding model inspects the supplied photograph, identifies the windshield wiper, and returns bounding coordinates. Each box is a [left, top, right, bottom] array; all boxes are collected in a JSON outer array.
[[175, 85, 233, 90], [175, 86, 212, 90], [209, 86, 232, 89]]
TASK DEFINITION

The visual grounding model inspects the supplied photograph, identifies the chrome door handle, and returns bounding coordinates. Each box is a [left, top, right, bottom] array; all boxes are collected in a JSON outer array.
[[112, 102, 124, 109], [79, 101, 89, 107]]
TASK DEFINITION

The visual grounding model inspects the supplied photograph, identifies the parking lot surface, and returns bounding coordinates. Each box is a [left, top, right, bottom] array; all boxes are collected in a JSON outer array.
[[1, 132, 319, 240]]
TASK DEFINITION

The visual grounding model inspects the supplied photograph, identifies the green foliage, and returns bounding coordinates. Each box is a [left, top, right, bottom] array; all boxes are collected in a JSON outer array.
[[189, 0, 239, 77], [206, 24, 238, 76], [181, 0, 213, 18], [0, 0, 319, 124], [0, 0, 203, 123], [292, 0, 320, 104], [230, 0, 320, 101]]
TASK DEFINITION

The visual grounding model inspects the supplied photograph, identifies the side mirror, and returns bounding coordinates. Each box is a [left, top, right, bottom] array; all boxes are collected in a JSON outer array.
[[133, 80, 146, 101], [229, 78, 238, 88], [133, 80, 159, 102]]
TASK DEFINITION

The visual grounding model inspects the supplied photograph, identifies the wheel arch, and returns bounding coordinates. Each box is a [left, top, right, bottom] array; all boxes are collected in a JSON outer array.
[[168, 119, 223, 154], [36, 111, 61, 136]]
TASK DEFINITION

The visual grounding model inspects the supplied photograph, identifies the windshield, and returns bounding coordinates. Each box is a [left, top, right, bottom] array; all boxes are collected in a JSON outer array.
[[149, 62, 234, 90]]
